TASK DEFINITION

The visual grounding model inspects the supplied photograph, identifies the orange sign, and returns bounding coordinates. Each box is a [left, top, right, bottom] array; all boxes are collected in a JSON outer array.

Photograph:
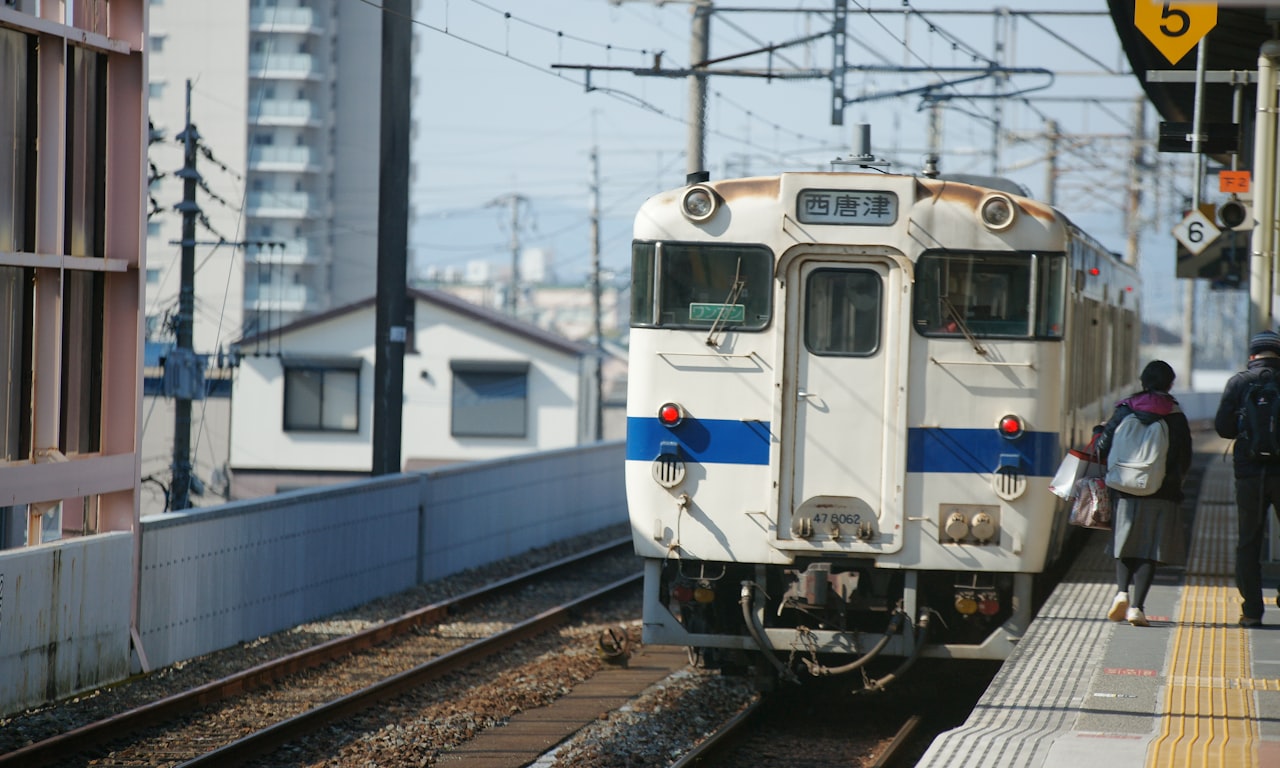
[[1220, 170, 1251, 194], [1135, 1, 1218, 65]]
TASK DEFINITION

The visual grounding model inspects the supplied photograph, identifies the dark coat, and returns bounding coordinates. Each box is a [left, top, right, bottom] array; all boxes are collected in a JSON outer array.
[[1214, 356, 1280, 478], [1095, 390, 1193, 502]]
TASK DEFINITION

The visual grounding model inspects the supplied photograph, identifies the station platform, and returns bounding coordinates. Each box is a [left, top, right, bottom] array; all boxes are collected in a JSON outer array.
[[917, 434, 1280, 768]]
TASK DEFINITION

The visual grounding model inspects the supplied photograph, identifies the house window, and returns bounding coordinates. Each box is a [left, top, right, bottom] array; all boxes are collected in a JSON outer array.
[[450, 360, 528, 438], [283, 358, 360, 432]]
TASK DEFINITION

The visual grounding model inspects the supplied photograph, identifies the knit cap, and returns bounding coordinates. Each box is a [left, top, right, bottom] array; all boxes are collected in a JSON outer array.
[[1250, 330, 1280, 356]]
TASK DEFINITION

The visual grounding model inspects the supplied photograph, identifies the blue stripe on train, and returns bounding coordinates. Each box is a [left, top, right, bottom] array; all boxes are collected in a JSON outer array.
[[905, 427, 1058, 477], [626, 417, 773, 465], [627, 417, 1060, 476]]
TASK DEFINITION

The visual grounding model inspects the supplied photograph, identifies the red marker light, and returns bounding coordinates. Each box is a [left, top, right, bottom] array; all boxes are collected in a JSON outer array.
[[1089, 267, 1100, 276], [658, 402, 683, 428], [998, 414, 1023, 439]]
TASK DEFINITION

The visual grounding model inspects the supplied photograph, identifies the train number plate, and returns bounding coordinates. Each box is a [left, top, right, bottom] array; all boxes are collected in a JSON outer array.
[[791, 495, 878, 541]]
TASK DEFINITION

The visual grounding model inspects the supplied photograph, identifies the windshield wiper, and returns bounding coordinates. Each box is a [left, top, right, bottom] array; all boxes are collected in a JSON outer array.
[[941, 297, 988, 356], [705, 258, 746, 347]]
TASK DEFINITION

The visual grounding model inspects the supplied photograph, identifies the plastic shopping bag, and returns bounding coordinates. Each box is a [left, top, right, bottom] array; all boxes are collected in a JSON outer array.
[[1068, 476, 1112, 530], [1049, 448, 1104, 499]]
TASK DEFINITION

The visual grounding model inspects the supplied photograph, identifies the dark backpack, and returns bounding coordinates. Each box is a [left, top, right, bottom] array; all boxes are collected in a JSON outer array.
[[1241, 369, 1280, 462]]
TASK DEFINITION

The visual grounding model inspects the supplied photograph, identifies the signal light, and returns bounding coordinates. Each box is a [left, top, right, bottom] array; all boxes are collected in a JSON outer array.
[[1218, 198, 1253, 231], [1088, 267, 1100, 276], [998, 414, 1024, 440], [979, 596, 1001, 616], [693, 587, 716, 604], [955, 594, 979, 615], [671, 584, 694, 603], [657, 402, 684, 428]]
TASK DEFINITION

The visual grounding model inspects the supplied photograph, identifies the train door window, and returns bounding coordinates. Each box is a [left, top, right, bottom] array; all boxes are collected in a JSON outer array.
[[629, 241, 772, 330], [804, 269, 881, 356]]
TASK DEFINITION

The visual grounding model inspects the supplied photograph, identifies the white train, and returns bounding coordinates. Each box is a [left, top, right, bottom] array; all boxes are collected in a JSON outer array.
[[625, 166, 1140, 687]]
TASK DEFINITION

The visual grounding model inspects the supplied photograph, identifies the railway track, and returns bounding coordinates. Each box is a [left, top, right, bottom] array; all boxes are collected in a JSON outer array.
[[1, 538, 639, 767], [662, 659, 997, 768]]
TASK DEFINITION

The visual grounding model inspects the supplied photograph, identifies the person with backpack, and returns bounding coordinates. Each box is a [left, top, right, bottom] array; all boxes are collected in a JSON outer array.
[[1094, 360, 1192, 627], [1214, 329, 1280, 627]]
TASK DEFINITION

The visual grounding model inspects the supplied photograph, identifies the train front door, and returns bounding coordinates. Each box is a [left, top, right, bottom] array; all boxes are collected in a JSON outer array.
[[779, 257, 905, 552]]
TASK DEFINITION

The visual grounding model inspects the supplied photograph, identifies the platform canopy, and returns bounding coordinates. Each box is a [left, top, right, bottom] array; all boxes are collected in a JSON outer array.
[[1108, 2, 1274, 166]]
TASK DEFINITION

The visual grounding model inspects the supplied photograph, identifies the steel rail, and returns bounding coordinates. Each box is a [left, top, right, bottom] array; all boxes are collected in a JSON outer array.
[[176, 573, 641, 767], [870, 714, 923, 768], [0, 537, 632, 768], [667, 698, 762, 768]]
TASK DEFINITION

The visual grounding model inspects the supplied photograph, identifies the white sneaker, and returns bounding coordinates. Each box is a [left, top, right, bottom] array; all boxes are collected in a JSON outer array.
[[1108, 592, 1129, 622], [1127, 607, 1149, 627]]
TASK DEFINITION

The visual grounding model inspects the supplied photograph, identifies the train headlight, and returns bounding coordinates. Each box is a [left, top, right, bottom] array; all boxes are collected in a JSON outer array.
[[681, 185, 719, 222], [979, 193, 1016, 231], [657, 402, 684, 428], [997, 414, 1024, 440], [970, 512, 997, 542], [944, 511, 970, 541]]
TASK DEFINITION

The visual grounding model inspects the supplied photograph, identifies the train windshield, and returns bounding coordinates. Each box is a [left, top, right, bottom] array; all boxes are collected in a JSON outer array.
[[630, 242, 773, 330], [912, 251, 1065, 339]]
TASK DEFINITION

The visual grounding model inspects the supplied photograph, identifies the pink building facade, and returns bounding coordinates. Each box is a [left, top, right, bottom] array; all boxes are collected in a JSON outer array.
[[0, 1, 146, 550]]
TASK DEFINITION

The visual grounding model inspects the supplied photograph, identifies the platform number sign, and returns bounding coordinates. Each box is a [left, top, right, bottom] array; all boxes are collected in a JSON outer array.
[[1173, 208, 1220, 256], [1135, 2, 1217, 65]]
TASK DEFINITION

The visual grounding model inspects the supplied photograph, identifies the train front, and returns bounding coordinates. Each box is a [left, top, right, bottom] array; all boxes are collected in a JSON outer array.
[[625, 171, 1128, 684]]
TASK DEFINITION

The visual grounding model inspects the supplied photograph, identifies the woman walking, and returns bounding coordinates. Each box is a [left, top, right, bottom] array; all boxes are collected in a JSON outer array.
[[1093, 360, 1192, 626]]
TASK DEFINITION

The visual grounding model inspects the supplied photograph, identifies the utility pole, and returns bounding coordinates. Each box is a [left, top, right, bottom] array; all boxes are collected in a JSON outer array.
[[170, 80, 199, 511], [1126, 96, 1145, 266], [1044, 118, 1059, 206], [687, 0, 711, 175], [508, 195, 522, 315], [372, 0, 411, 476], [589, 147, 603, 441]]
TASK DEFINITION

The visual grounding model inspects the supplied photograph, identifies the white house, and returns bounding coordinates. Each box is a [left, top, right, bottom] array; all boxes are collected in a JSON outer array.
[[228, 288, 601, 498]]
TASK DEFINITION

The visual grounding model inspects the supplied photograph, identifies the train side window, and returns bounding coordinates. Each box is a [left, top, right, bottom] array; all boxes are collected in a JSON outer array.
[[630, 242, 656, 325], [804, 269, 881, 356]]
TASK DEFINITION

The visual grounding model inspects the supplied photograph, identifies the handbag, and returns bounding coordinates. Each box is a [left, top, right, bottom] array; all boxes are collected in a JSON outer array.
[[1049, 448, 1104, 499], [1069, 476, 1112, 530]]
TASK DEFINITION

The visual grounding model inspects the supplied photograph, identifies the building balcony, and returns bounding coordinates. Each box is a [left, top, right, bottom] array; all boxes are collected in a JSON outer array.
[[246, 239, 317, 266], [249, 53, 321, 80], [249, 7, 323, 33], [244, 283, 312, 313], [249, 99, 320, 127], [245, 191, 318, 218], [248, 146, 321, 172]]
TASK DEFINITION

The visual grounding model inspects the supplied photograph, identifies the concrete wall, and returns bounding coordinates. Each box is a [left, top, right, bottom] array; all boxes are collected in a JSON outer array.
[[0, 441, 625, 717], [0, 533, 133, 716]]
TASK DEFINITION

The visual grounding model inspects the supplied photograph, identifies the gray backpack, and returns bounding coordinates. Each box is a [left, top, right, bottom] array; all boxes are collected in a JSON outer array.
[[1104, 413, 1169, 496]]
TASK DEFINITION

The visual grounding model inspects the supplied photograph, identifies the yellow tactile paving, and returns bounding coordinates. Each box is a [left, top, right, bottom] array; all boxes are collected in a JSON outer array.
[[1148, 465, 1265, 767]]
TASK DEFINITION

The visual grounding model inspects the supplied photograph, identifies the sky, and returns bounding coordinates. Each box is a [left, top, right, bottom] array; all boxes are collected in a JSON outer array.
[[401, 1, 1217, 335]]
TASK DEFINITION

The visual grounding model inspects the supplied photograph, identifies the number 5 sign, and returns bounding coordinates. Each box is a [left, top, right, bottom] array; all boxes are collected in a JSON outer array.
[[1135, 1, 1217, 65]]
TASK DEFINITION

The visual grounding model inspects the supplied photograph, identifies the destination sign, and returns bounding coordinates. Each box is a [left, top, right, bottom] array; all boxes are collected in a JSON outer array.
[[797, 189, 898, 226], [689, 303, 745, 323]]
